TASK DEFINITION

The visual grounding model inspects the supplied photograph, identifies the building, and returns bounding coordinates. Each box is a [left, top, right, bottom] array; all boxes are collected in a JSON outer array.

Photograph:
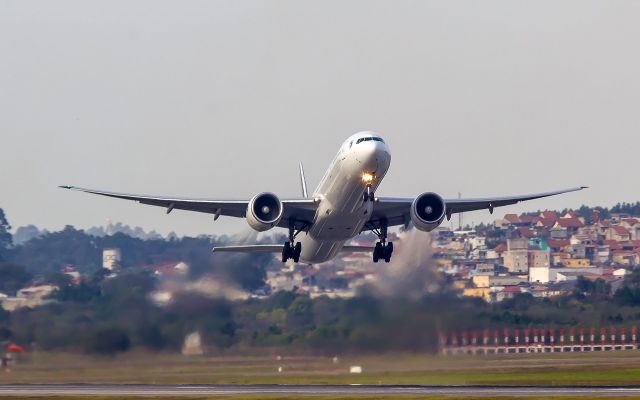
[[503, 238, 529, 273], [1, 285, 58, 312], [103, 248, 121, 270]]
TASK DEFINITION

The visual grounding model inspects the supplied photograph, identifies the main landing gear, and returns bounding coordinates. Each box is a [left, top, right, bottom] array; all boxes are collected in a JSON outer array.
[[372, 224, 393, 263], [282, 224, 303, 263]]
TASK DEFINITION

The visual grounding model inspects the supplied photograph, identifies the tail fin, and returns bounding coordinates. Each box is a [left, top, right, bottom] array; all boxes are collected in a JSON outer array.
[[299, 162, 308, 198]]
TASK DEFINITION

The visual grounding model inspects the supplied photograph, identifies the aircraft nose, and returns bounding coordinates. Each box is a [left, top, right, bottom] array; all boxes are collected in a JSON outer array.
[[356, 141, 390, 171]]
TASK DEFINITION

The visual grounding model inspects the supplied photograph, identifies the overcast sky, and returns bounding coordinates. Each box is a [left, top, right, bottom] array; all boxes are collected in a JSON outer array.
[[1, 1, 639, 237]]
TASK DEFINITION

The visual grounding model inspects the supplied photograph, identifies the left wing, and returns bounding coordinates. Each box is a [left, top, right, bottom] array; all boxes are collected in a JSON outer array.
[[59, 186, 317, 229], [366, 186, 587, 231]]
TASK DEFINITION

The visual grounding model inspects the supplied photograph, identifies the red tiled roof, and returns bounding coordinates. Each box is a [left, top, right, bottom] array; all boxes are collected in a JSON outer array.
[[556, 218, 584, 228], [604, 240, 622, 250], [537, 218, 556, 228], [540, 211, 558, 221], [493, 244, 507, 253], [622, 218, 639, 226], [547, 239, 570, 248], [519, 215, 538, 224], [517, 227, 535, 238], [504, 214, 520, 224], [611, 225, 630, 236]]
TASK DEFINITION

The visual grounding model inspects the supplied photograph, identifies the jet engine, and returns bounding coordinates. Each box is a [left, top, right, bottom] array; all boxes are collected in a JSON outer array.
[[246, 192, 284, 232], [410, 192, 447, 232]]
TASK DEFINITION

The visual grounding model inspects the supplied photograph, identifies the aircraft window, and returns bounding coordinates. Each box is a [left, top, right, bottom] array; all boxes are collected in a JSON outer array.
[[356, 137, 385, 144]]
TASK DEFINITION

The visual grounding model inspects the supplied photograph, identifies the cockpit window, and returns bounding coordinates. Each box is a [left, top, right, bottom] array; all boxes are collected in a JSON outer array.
[[356, 137, 384, 144]]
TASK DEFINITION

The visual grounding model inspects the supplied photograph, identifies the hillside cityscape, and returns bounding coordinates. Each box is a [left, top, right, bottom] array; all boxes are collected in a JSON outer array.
[[1, 203, 640, 355]]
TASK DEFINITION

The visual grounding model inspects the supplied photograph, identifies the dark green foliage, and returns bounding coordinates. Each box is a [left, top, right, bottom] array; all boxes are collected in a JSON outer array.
[[52, 282, 100, 303], [5, 224, 268, 291], [0, 307, 9, 323], [87, 327, 130, 355], [0, 262, 33, 295], [574, 276, 611, 299], [0, 208, 12, 254]]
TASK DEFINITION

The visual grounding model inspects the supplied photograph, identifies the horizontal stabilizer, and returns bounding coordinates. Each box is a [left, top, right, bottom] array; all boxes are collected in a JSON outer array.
[[212, 245, 283, 253], [212, 245, 375, 253]]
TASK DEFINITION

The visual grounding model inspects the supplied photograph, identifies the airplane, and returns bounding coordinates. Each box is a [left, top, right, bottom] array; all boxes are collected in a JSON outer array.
[[60, 131, 586, 264]]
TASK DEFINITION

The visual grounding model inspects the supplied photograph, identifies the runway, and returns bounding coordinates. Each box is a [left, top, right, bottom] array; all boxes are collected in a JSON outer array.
[[2, 384, 640, 397]]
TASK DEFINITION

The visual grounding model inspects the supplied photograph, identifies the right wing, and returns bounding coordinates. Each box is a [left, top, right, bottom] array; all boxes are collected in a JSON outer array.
[[59, 186, 318, 229], [366, 186, 587, 231]]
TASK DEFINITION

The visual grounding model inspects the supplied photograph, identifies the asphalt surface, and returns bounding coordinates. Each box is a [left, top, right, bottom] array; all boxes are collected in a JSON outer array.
[[1, 384, 640, 397]]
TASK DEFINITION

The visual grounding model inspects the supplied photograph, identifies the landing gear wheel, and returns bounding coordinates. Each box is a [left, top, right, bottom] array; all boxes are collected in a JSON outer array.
[[363, 185, 375, 202], [373, 242, 383, 263], [383, 241, 393, 263], [292, 242, 302, 263], [282, 242, 291, 263]]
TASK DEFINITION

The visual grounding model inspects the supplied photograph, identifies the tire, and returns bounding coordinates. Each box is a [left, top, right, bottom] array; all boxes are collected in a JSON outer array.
[[373, 242, 382, 263], [282, 242, 291, 263], [293, 242, 302, 263], [384, 242, 393, 263]]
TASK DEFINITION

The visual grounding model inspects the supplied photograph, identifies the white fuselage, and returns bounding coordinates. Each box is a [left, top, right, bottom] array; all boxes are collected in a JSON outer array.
[[298, 133, 391, 263]]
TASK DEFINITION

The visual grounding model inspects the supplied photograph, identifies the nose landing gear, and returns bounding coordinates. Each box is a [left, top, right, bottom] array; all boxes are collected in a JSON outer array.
[[363, 185, 375, 202]]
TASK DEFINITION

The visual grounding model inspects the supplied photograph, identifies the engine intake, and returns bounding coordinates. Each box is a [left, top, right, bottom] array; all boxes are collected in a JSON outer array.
[[410, 192, 446, 232], [246, 192, 283, 232]]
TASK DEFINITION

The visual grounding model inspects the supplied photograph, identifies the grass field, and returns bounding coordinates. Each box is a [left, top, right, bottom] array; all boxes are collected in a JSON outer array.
[[2, 351, 640, 386], [3, 398, 640, 400], [2, 396, 640, 400]]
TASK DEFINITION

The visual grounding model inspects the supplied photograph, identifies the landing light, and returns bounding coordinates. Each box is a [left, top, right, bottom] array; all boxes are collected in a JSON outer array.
[[361, 172, 375, 184]]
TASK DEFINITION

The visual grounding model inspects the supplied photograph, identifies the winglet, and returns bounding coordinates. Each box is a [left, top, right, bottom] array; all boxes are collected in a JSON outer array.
[[299, 162, 308, 198], [59, 185, 74, 189]]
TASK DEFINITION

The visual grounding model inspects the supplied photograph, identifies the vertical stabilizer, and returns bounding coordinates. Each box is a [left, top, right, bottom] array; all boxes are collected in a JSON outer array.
[[299, 162, 308, 198]]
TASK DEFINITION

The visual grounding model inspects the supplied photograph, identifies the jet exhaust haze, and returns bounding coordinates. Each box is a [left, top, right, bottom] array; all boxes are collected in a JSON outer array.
[[359, 229, 442, 299]]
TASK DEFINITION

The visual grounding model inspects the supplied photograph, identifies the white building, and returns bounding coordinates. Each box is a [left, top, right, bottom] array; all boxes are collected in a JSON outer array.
[[103, 248, 121, 270]]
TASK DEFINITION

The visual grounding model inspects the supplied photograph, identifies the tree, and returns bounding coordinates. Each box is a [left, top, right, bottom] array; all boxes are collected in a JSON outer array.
[[0, 262, 33, 295], [0, 208, 12, 256], [87, 327, 130, 355]]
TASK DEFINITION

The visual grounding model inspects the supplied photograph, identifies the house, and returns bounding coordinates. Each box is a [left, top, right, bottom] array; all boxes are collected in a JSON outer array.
[[518, 214, 539, 226], [463, 287, 492, 302], [504, 214, 521, 225], [560, 258, 591, 268], [2, 285, 58, 312], [611, 251, 639, 266], [540, 211, 559, 221], [495, 285, 523, 302], [554, 218, 584, 235], [607, 226, 631, 242], [516, 227, 536, 239], [547, 239, 570, 251], [152, 261, 190, 278]]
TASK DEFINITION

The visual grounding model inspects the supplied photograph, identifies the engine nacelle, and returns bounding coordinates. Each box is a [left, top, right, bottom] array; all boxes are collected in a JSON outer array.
[[410, 192, 447, 232], [246, 192, 284, 232]]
